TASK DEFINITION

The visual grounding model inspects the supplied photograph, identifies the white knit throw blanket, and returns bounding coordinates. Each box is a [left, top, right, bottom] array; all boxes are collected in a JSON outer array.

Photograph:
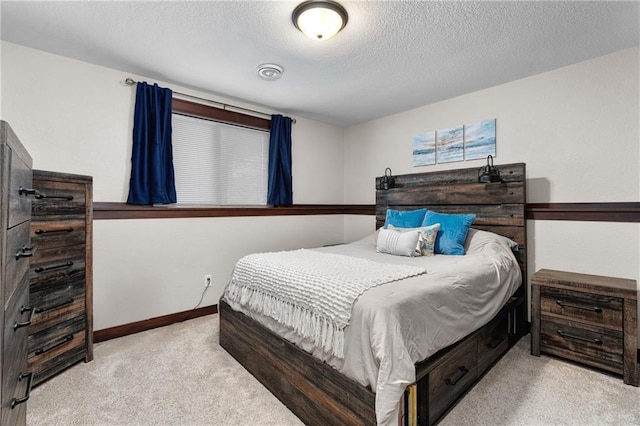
[[224, 249, 426, 359]]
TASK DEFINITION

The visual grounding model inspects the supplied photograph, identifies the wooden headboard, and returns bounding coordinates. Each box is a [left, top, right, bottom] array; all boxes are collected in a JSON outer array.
[[376, 163, 528, 320]]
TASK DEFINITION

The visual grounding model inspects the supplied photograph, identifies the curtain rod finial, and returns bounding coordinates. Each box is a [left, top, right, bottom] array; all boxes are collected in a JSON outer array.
[[125, 78, 137, 86]]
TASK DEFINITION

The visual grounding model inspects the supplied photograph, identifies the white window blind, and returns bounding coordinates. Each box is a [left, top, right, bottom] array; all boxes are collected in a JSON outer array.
[[171, 113, 269, 205]]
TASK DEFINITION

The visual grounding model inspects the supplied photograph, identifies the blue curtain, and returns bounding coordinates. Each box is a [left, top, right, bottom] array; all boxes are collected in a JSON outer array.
[[267, 115, 293, 206], [126, 82, 177, 205]]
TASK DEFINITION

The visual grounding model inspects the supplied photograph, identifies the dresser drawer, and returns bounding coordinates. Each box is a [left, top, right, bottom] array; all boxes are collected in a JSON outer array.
[[428, 336, 478, 425], [4, 221, 32, 306], [477, 312, 508, 375], [30, 281, 85, 332], [7, 147, 32, 230], [30, 252, 85, 288], [30, 242, 85, 267], [31, 180, 87, 221], [541, 286, 623, 329], [31, 220, 86, 248], [540, 319, 623, 374], [27, 316, 86, 380], [2, 281, 31, 425], [28, 337, 86, 386]]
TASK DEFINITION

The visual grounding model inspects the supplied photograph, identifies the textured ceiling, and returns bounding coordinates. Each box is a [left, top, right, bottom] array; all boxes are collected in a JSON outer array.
[[1, 1, 639, 127]]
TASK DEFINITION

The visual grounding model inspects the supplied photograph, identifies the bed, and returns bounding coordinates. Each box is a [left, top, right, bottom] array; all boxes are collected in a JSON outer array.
[[219, 163, 527, 426]]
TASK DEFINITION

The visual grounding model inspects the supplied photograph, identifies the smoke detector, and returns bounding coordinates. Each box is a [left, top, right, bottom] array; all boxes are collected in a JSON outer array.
[[257, 63, 284, 81]]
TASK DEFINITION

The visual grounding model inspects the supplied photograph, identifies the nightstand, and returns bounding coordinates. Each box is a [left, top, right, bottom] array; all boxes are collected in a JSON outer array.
[[531, 268, 638, 386]]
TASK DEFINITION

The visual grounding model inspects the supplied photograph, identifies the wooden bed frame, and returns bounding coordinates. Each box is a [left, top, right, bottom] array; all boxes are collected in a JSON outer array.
[[220, 163, 527, 425]]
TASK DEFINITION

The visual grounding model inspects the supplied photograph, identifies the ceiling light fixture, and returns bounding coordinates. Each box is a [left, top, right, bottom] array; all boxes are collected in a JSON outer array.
[[292, 0, 348, 41], [257, 63, 284, 81]]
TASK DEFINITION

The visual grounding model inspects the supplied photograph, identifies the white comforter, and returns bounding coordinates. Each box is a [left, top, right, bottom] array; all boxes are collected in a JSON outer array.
[[224, 228, 521, 425]]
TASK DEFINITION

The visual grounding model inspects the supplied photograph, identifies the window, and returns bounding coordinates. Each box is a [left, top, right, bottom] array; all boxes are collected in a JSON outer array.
[[172, 113, 269, 205]]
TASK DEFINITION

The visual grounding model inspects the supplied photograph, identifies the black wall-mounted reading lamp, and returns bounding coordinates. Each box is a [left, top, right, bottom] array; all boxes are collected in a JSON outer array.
[[378, 167, 395, 190], [477, 155, 503, 183]]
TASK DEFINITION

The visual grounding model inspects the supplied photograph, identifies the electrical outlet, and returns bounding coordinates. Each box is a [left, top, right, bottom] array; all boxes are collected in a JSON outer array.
[[204, 274, 212, 288]]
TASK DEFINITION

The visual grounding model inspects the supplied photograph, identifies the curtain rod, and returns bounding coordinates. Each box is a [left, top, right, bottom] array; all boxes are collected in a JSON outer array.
[[124, 77, 294, 123]]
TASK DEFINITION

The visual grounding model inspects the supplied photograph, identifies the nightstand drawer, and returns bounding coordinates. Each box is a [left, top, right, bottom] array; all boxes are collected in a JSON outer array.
[[540, 319, 623, 373], [541, 286, 623, 329]]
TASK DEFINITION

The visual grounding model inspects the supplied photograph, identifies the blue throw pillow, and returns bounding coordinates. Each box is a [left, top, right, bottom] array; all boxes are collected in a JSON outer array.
[[384, 208, 427, 229], [422, 211, 476, 255]]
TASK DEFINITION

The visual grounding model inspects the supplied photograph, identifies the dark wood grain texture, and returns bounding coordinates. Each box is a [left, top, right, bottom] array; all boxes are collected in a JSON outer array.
[[527, 202, 640, 222], [427, 337, 478, 425], [173, 98, 270, 131], [93, 305, 218, 343], [93, 203, 375, 220], [220, 300, 376, 426], [477, 312, 509, 374], [0, 120, 33, 426], [531, 268, 638, 386], [219, 163, 528, 425], [27, 170, 93, 386], [93, 201, 640, 223]]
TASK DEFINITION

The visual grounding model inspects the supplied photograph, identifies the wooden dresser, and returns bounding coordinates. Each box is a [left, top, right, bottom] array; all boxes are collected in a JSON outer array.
[[27, 170, 93, 386], [531, 268, 638, 386], [1, 121, 34, 425]]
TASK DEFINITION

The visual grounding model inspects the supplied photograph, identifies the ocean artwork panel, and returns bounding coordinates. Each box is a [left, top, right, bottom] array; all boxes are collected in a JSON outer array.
[[464, 119, 496, 160], [436, 126, 464, 163], [412, 131, 436, 166]]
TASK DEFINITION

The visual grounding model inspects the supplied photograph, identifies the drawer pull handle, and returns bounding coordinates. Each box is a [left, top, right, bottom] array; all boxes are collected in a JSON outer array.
[[556, 300, 602, 314], [35, 297, 74, 314], [18, 187, 38, 196], [486, 336, 505, 349], [13, 306, 35, 330], [10, 372, 34, 409], [34, 334, 74, 356], [34, 192, 74, 201], [557, 329, 603, 345], [15, 245, 36, 260], [35, 261, 74, 274], [35, 227, 74, 235], [445, 366, 469, 386]]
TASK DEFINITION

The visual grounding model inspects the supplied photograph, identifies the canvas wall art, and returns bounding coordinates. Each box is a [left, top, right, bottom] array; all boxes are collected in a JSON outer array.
[[436, 126, 463, 163], [412, 131, 436, 166], [464, 119, 496, 160]]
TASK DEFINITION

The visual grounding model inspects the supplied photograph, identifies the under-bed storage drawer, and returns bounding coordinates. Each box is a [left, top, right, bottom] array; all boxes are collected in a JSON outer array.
[[477, 311, 508, 375], [427, 336, 478, 425]]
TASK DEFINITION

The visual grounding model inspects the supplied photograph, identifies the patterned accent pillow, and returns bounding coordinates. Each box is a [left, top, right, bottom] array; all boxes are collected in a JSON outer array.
[[389, 223, 440, 256], [376, 228, 423, 257]]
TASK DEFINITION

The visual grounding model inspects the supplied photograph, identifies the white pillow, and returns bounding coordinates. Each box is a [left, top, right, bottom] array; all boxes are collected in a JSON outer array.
[[464, 228, 519, 254], [389, 223, 440, 256], [376, 228, 422, 257]]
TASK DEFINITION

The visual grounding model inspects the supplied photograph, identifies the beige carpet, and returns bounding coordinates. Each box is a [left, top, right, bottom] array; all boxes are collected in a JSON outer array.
[[27, 314, 640, 425]]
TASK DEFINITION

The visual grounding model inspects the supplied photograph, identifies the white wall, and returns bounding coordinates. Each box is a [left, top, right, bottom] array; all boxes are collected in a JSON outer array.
[[3, 40, 638, 336], [1, 42, 348, 329], [343, 48, 640, 335]]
